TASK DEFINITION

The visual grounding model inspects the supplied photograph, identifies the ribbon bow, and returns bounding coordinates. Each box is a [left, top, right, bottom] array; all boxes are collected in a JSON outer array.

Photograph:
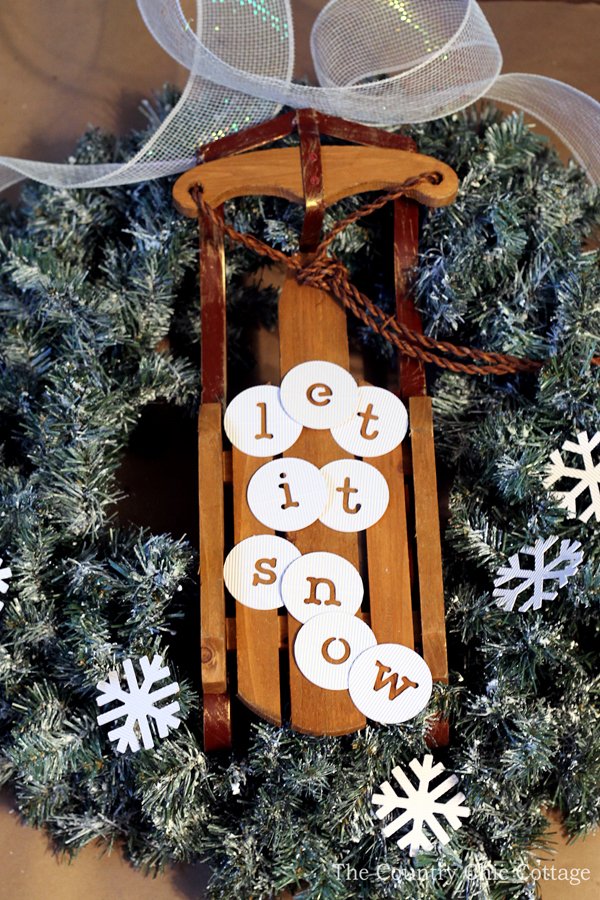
[[1, 0, 599, 192]]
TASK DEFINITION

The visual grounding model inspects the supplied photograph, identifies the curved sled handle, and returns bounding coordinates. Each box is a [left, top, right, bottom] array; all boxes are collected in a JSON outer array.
[[173, 145, 458, 215]]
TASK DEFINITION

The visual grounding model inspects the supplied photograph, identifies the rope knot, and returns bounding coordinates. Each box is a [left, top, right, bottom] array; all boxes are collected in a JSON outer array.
[[297, 254, 348, 292], [190, 178, 544, 377]]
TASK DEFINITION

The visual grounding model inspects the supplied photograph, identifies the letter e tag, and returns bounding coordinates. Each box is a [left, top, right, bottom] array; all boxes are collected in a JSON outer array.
[[280, 361, 359, 429]]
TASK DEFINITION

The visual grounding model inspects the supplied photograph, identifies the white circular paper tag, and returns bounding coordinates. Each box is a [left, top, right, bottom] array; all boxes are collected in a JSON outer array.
[[279, 361, 359, 430], [330, 385, 408, 458], [294, 612, 377, 691], [280, 551, 364, 623], [247, 458, 328, 531], [318, 459, 390, 532], [223, 535, 301, 610], [224, 385, 302, 457], [348, 643, 433, 724]]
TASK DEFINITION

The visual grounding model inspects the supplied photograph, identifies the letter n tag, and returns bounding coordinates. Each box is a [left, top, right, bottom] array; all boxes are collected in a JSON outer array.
[[280, 551, 364, 623]]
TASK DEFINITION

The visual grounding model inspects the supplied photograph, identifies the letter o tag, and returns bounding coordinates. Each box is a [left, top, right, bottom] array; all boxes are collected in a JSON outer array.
[[224, 385, 302, 457], [319, 459, 390, 532], [330, 385, 408, 458], [223, 535, 301, 609], [280, 361, 359, 429], [294, 612, 377, 690], [247, 458, 328, 531], [348, 644, 433, 723], [280, 551, 364, 623]]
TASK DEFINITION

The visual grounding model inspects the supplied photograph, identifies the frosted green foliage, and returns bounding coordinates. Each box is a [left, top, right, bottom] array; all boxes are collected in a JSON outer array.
[[413, 108, 600, 359], [0, 91, 599, 899]]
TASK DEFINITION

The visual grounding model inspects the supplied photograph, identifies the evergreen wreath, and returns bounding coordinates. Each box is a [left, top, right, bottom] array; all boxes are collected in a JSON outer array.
[[1, 89, 600, 899]]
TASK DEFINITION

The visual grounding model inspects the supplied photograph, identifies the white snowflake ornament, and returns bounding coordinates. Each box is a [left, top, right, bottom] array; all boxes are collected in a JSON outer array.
[[96, 654, 181, 753], [493, 535, 582, 612], [544, 431, 600, 523], [372, 755, 470, 856], [0, 557, 13, 612]]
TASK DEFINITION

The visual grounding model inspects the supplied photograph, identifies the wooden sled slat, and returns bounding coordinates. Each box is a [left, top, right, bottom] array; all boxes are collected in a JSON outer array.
[[199, 208, 227, 406], [232, 447, 282, 725], [203, 692, 232, 753], [409, 396, 448, 684], [366, 441, 414, 649], [393, 196, 449, 745], [198, 192, 232, 750], [394, 197, 425, 397], [198, 403, 227, 694], [279, 269, 365, 737]]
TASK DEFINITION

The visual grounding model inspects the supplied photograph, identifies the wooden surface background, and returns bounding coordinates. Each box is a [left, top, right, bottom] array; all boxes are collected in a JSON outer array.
[[0, 2, 600, 898]]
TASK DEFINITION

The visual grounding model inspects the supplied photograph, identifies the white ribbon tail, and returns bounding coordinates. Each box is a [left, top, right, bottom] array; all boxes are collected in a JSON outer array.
[[486, 73, 600, 185], [0, 76, 281, 192]]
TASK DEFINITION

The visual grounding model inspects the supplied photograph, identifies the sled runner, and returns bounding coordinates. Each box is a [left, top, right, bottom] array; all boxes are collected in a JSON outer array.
[[173, 110, 458, 750]]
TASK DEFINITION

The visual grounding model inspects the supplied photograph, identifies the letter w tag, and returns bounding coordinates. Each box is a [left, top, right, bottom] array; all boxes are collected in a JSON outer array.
[[373, 660, 417, 700]]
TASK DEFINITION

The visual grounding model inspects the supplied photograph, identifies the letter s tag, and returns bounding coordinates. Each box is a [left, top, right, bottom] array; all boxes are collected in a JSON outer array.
[[252, 558, 277, 586], [223, 535, 301, 610]]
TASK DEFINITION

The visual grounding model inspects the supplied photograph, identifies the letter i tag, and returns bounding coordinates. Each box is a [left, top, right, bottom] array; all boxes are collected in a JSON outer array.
[[247, 458, 329, 531]]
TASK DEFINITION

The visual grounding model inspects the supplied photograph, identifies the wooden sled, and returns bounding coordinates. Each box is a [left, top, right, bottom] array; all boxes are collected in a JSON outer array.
[[173, 110, 458, 750]]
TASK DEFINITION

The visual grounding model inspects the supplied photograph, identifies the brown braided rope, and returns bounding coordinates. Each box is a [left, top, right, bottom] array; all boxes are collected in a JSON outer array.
[[189, 179, 578, 377]]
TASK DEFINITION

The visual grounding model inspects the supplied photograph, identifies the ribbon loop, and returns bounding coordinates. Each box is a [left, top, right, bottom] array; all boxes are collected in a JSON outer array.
[[0, 0, 599, 191]]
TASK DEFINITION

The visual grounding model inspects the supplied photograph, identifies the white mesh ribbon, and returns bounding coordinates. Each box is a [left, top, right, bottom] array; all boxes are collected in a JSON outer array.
[[0, 0, 599, 191]]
